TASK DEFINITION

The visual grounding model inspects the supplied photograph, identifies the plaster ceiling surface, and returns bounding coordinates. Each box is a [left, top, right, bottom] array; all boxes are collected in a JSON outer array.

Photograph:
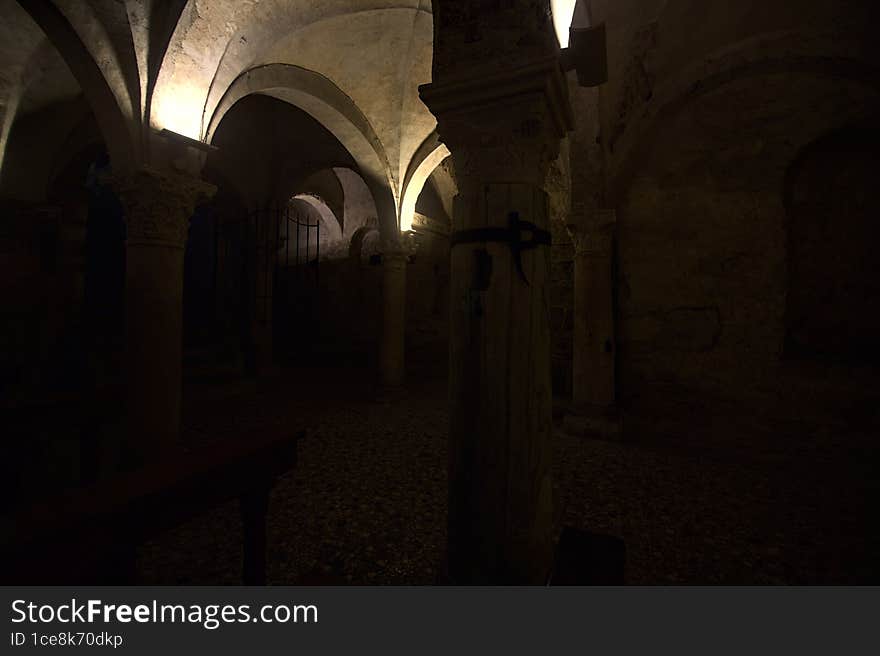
[[53, 0, 141, 121], [0, 0, 80, 171], [14, 43, 80, 116], [0, 1, 438, 200], [0, 1, 41, 101], [152, 0, 437, 191]]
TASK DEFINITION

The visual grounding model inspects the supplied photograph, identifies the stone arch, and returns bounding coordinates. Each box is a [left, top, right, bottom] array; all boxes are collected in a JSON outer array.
[[46, 102, 105, 201], [608, 29, 880, 203], [349, 224, 382, 263], [399, 131, 450, 231], [782, 126, 880, 364], [611, 35, 880, 399], [294, 195, 341, 236], [15, 0, 137, 172], [1, 95, 97, 202], [205, 63, 399, 243], [291, 169, 346, 234], [292, 193, 347, 260], [333, 166, 381, 243], [0, 34, 76, 177]]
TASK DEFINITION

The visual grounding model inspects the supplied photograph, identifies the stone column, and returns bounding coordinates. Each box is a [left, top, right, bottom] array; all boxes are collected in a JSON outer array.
[[421, 58, 573, 584], [565, 210, 620, 438], [117, 167, 215, 464], [573, 210, 616, 405], [380, 250, 407, 387]]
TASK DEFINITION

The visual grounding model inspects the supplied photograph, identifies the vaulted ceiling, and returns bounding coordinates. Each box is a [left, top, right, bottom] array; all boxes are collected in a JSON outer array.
[[0, 0, 440, 229]]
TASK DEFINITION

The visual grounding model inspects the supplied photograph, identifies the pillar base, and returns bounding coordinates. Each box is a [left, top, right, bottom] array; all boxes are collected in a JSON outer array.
[[563, 404, 622, 440]]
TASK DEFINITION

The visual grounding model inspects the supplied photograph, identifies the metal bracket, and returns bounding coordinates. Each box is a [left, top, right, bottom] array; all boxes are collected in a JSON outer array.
[[451, 212, 551, 285]]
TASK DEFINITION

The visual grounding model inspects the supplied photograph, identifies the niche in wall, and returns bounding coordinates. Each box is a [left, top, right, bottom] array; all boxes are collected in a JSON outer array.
[[784, 128, 880, 364]]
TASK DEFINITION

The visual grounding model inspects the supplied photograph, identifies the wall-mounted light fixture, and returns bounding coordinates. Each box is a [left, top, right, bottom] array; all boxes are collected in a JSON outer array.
[[555, 0, 608, 88]]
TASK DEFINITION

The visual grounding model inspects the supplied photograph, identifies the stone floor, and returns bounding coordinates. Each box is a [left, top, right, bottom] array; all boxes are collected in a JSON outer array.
[[138, 365, 879, 585]]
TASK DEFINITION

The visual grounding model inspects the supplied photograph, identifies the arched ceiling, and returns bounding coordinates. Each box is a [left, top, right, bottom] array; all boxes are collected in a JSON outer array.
[[0, 0, 440, 232], [206, 93, 356, 208], [152, 0, 436, 207]]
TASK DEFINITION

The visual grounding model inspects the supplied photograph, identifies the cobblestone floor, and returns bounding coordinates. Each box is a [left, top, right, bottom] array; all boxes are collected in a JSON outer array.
[[138, 366, 879, 585]]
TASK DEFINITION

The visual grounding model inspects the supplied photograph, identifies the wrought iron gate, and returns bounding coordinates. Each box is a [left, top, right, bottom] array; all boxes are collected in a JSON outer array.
[[272, 206, 322, 363], [203, 205, 321, 365]]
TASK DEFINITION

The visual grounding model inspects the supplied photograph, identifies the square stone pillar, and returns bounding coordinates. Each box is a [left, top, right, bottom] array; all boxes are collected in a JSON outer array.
[[421, 57, 573, 583]]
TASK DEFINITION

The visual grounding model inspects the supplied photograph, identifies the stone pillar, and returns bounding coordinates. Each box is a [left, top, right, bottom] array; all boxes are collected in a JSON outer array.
[[566, 210, 620, 437], [421, 58, 573, 584], [380, 250, 407, 387], [117, 167, 215, 464]]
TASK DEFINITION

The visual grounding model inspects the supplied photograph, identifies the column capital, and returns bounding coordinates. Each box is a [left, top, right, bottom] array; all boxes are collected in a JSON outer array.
[[382, 249, 409, 270], [419, 57, 573, 189], [116, 167, 216, 249]]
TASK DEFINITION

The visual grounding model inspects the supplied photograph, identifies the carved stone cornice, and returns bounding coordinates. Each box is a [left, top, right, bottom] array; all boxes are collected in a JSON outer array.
[[116, 167, 216, 249], [420, 56, 573, 136], [419, 56, 574, 190]]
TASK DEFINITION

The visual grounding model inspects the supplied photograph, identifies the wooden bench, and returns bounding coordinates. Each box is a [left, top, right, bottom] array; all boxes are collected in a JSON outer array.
[[1, 429, 302, 585]]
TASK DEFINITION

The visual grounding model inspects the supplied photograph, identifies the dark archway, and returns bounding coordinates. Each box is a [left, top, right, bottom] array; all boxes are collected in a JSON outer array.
[[783, 127, 880, 364]]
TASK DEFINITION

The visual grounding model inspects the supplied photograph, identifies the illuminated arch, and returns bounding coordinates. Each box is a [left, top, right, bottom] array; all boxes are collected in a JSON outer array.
[[399, 132, 450, 232], [206, 63, 399, 241], [294, 193, 343, 243]]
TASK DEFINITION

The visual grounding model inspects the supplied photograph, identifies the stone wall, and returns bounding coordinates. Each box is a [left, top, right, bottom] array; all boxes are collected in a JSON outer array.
[[784, 130, 880, 365], [612, 82, 876, 419], [554, 0, 880, 438], [550, 221, 574, 397], [405, 226, 451, 375], [274, 257, 385, 368], [617, 178, 786, 404]]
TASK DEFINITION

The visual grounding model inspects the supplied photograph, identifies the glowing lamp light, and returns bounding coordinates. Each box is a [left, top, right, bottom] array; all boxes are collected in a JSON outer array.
[[551, 0, 579, 48], [399, 203, 416, 233], [151, 82, 206, 141], [555, 0, 607, 88]]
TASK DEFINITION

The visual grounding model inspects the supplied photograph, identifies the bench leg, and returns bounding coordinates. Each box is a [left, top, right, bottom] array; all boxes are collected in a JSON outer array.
[[241, 486, 270, 585]]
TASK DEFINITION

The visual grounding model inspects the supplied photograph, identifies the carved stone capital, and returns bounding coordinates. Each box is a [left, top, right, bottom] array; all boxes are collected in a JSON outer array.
[[116, 167, 216, 249], [382, 249, 409, 271], [420, 57, 573, 190]]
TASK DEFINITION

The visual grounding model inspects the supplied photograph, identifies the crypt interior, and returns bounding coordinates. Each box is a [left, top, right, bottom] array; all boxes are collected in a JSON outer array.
[[0, 0, 878, 585]]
